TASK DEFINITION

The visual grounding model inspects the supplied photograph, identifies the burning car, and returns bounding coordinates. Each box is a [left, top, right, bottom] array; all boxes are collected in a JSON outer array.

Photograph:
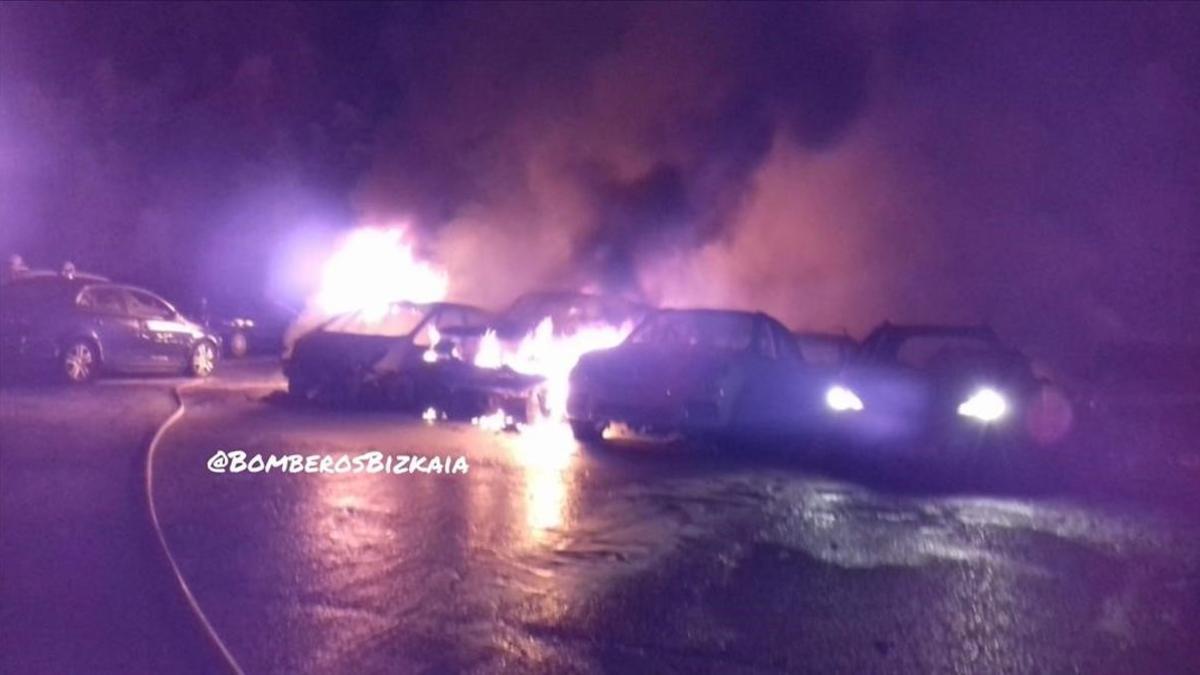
[[0, 269, 220, 383], [566, 308, 835, 444], [826, 323, 1072, 453], [284, 300, 505, 408], [491, 291, 646, 343], [391, 290, 648, 426]]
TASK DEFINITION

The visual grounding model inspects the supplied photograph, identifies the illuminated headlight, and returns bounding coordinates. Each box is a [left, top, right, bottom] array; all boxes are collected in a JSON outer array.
[[957, 387, 1008, 422], [825, 385, 864, 412]]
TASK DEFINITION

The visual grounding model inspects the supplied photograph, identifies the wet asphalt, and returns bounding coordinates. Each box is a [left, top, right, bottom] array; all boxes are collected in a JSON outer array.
[[2, 359, 1198, 674]]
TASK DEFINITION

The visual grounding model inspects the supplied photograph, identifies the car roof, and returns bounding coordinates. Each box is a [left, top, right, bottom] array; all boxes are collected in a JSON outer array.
[[652, 307, 779, 324], [430, 301, 490, 314], [862, 322, 999, 344]]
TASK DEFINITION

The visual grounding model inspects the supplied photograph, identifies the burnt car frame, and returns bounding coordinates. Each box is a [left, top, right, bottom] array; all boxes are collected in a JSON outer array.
[[0, 272, 221, 383], [412, 290, 648, 423], [566, 308, 836, 445], [284, 301, 531, 412]]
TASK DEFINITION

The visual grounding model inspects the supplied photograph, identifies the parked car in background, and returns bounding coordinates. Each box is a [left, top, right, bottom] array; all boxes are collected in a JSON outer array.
[[0, 270, 220, 383], [192, 295, 296, 358], [566, 308, 836, 445], [828, 323, 1072, 453]]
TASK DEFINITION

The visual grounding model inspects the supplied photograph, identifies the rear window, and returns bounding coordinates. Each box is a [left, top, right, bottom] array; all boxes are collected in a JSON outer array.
[[77, 287, 128, 314], [630, 312, 755, 351]]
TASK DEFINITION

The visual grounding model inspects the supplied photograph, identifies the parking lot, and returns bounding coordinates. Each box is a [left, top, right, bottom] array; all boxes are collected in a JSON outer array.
[[2, 359, 1197, 673]]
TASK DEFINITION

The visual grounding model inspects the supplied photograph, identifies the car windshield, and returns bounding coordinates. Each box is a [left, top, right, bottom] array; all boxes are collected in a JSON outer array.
[[321, 303, 429, 338], [629, 312, 755, 351]]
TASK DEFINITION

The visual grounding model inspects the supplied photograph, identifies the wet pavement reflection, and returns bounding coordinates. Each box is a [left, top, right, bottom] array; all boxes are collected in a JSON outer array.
[[146, 374, 1200, 674]]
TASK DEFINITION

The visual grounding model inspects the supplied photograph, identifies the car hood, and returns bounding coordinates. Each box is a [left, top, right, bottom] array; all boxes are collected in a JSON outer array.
[[575, 343, 736, 391]]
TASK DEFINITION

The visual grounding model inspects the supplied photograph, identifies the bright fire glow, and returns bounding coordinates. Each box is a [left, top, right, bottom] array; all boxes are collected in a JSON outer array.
[[314, 227, 448, 319], [474, 329, 503, 369], [957, 387, 1008, 422], [825, 385, 864, 412], [422, 324, 442, 363], [511, 420, 577, 538], [474, 317, 632, 421]]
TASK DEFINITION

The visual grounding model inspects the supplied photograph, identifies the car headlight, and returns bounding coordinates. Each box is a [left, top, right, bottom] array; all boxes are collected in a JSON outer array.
[[957, 387, 1008, 422], [825, 385, 864, 412]]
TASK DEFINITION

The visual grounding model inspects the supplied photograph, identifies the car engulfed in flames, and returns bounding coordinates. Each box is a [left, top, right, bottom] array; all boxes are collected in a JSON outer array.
[[282, 231, 642, 427]]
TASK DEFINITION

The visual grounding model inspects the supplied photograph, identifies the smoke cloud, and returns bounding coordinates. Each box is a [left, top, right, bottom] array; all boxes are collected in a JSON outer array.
[[3, 3, 1198, 369]]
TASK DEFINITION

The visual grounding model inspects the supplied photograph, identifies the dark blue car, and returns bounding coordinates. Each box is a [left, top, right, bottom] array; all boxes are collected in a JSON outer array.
[[0, 272, 220, 383]]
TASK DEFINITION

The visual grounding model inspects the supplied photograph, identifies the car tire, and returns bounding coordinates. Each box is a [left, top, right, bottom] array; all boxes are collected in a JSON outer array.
[[186, 340, 217, 378], [569, 419, 605, 444], [61, 339, 99, 384], [227, 331, 248, 358]]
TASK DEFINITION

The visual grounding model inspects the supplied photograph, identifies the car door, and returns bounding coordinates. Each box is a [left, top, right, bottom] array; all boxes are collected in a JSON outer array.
[[744, 318, 820, 429], [122, 288, 193, 370], [768, 320, 824, 419], [75, 285, 146, 370]]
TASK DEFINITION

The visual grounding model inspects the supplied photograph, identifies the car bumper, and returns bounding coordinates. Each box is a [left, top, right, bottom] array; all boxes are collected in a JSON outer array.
[[567, 389, 727, 433]]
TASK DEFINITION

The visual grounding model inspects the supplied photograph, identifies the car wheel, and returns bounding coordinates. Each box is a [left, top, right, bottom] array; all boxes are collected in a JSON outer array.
[[61, 339, 98, 384], [187, 340, 217, 378], [227, 331, 249, 358], [569, 419, 605, 444]]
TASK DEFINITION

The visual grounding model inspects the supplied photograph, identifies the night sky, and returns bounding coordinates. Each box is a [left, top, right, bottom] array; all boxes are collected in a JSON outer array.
[[2, 2, 1198, 366]]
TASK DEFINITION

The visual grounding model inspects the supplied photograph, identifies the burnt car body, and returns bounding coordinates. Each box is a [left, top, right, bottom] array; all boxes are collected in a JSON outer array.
[[284, 301, 539, 412], [566, 308, 835, 444], [828, 323, 1067, 452], [0, 273, 220, 383], [397, 290, 648, 422]]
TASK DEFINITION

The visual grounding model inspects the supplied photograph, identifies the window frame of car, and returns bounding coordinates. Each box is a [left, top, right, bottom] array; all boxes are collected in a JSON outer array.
[[765, 318, 803, 362], [75, 284, 133, 316], [120, 287, 179, 320]]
